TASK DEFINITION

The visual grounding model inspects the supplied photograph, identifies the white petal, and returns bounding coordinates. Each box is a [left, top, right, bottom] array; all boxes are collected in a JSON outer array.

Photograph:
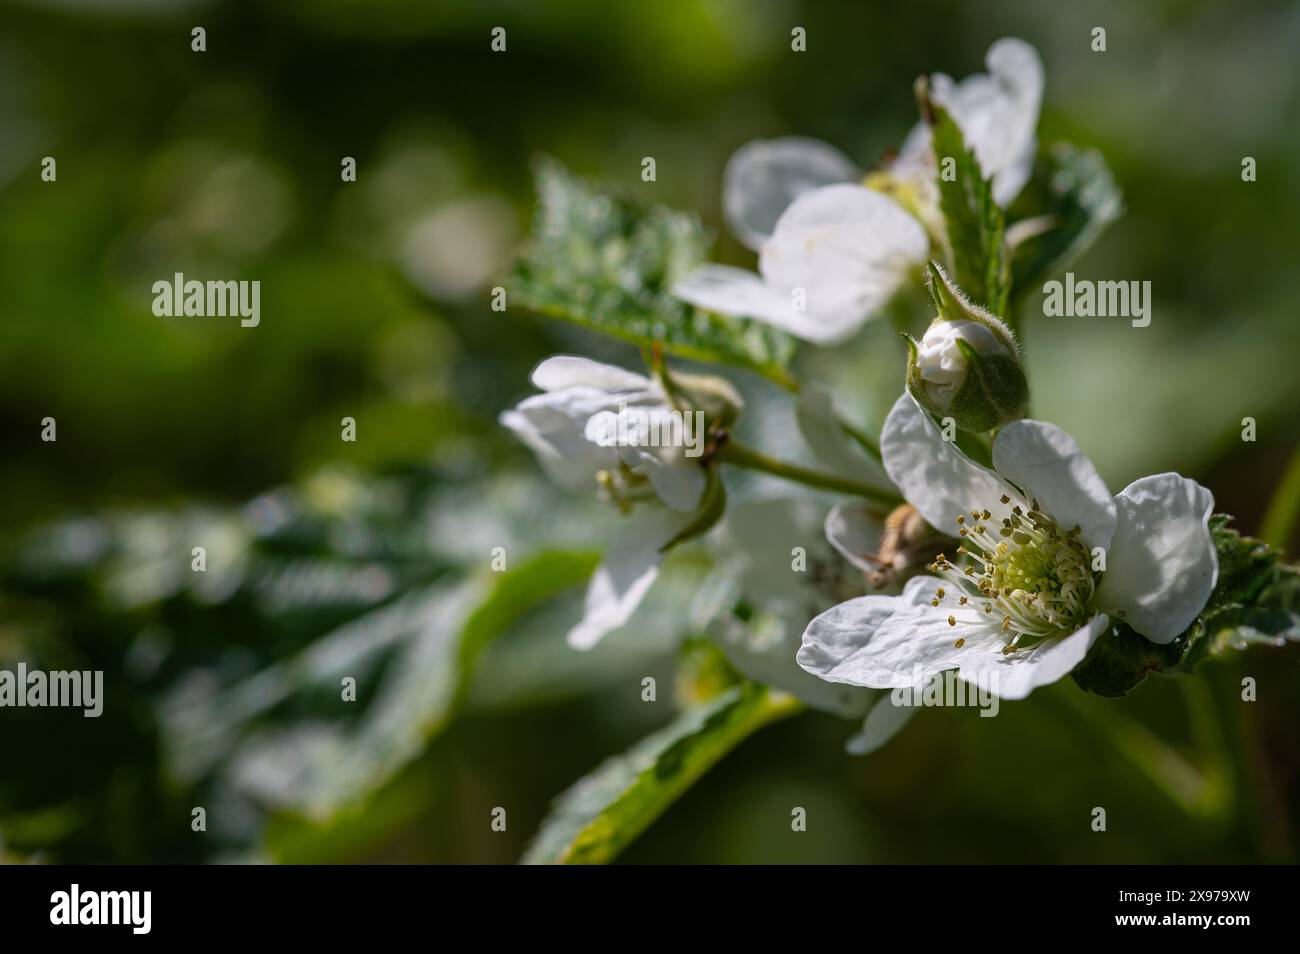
[[880, 392, 1017, 533], [993, 419, 1116, 550], [644, 459, 707, 512], [759, 184, 928, 344], [961, 614, 1109, 701], [902, 39, 1043, 209], [1092, 474, 1218, 644], [672, 264, 815, 337], [797, 575, 1008, 688], [499, 397, 618, 491], [796, 580, 923, 686], [933, 38, 1043, 207], [531, 355, 652, 393], [795, 384, 891, 486], [722, 137, 859, 251], [824, 500, 885, 575], [566, 509, 695, 650], [845, 691, 917, 756]]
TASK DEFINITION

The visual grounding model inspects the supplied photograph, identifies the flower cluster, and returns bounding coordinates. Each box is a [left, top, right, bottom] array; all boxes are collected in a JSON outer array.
[[501, 37, 1223, 757]]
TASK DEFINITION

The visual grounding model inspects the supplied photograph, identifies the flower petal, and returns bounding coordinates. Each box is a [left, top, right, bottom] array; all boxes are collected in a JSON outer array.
[[897, 38, 1043, 208], [933, 37, 1043, 207], [758, 184, 928, 344], [722, 137, 859, 251], [672, 264, 813, 337], [499, 393, 620, 491], [845, 691, 917, 756], [643, 458, 707, 512], [824, 500, 885, 575], [566, 509, 695, 650], [797, 575, 1009, 688], [531, 355, 652, 393], [1092, 474, 1218, 644], [993, 419, 1116, 550], [960, 614, 1109, 700], [880, 392, 1017, 533]]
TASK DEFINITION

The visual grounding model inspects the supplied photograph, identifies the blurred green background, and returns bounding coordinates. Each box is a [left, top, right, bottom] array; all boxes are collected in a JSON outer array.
[[1, 0, 1298, 863]]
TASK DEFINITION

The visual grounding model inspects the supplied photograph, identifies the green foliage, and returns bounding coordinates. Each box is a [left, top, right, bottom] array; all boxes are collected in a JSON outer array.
[[926, 97, 1009, 316], [1073, 516, 1300, 696], [1009, 143, 1124, 302], [521, 683, 800, 864], [511, 158, 798, 385]]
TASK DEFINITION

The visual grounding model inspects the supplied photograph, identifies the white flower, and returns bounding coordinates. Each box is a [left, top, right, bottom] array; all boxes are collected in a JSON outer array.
[[673, 38, 1043, 345], [500, 355, 707, 512], [500, 355, 708, 649], [673, 183, 928, 345], [797, 393, 1219, 700], [717, 39, 1042, 247], [896, 37, 1044, 208]]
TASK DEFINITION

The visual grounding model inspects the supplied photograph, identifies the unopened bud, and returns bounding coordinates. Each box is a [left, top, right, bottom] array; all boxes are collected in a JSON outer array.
[[906, 262, 1028, 433]]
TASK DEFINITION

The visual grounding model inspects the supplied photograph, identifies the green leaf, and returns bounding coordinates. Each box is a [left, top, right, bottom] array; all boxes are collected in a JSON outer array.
[[1009, 142, 1124, 302], [1072, 515, 1300, 696], [164, 549, 599, 823], [511, 157, 798, 385], [925, 95, 1009, 315], [521, 683, 801, 864]]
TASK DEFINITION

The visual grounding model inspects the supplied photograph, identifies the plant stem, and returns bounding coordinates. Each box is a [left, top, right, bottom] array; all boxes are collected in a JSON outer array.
[[837, 417, 883, 463], [720, 440, 902, 506]]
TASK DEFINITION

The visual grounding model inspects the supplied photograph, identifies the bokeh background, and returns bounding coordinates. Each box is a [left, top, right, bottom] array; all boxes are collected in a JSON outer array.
[[1, 0, 1298, 863]]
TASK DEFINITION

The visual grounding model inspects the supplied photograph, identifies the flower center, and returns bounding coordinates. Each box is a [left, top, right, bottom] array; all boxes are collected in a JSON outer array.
[[926, 495, 1096, 653]]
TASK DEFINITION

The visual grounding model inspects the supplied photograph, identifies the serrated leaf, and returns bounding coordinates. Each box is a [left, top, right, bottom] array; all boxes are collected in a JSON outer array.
[[1072, 515, 1300, 696], [521, 683, 800, 864], [1009, 142, 1123, 301], [927, 99, 1009, 315], [511, 157, 797, 385]]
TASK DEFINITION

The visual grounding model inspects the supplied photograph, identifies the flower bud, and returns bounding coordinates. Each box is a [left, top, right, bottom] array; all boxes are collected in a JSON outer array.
[[905, 262, 1028, 433]]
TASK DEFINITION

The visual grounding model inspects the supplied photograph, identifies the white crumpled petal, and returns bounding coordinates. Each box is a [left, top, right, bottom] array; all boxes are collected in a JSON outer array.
[[799, 575, 1002, 688], [722, 137, 859, 251], [567, 509, 696, 650], [799, 575, 1107, 700], [1093, 474, 1218, 644], [959, 614, 1109, 701], [880, 392, 1017, 534], [845, 690, 917, 756], [897, 37, 1044, 208], [993, 419, 1116, 550], [824, 500, 885, 575], [758, 184, 928, 344]]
